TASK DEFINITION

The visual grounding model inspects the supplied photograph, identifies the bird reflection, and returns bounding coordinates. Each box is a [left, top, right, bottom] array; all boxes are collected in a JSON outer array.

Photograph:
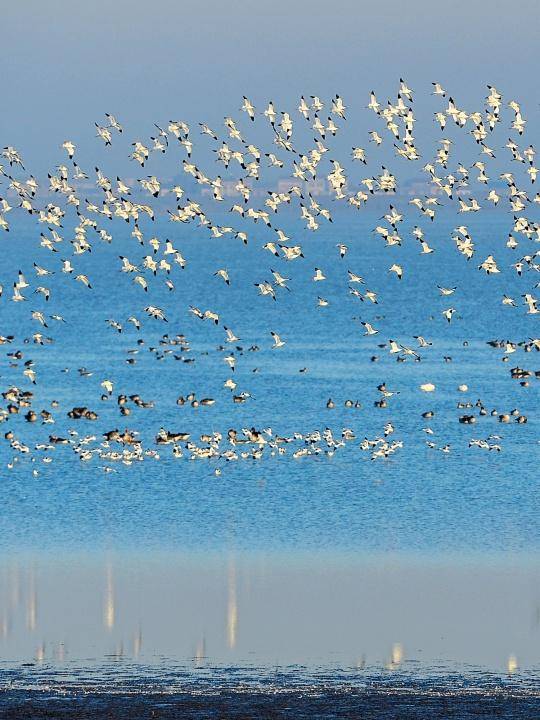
[[386, 642, 403, 670], [194, 635, 206, 667], [227, 559, 237, 649], [1, 611, 10, 639], [133, 626, 142, 659], [10, 566, 20, 609], [26, 568, 37, 631], [507, 654, 518, 674], [104, 562, 115, 630], [114, 640, 124, 659], [35, 642, 45, 663]]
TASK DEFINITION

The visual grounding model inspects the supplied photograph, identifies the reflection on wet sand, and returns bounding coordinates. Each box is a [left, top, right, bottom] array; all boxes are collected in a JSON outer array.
[[0, 553, 538, 673]]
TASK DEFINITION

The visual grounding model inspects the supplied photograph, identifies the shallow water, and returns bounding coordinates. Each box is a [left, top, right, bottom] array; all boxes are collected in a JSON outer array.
[[1, 552, 539, 669]]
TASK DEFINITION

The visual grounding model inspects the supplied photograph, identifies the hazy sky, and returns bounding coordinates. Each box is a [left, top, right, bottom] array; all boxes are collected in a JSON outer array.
[[2, 0, 540, 174]]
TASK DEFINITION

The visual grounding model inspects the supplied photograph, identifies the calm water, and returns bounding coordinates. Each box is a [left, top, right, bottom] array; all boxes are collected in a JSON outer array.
[[1, 552, 539, 667], [0, 208, 539, 713]]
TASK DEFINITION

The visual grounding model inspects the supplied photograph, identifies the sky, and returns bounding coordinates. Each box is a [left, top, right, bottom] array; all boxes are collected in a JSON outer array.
[[1, 0, 540, 175]]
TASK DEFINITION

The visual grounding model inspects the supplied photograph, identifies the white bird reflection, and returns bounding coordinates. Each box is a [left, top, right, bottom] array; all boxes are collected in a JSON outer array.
[[227, 558, 238, 650], [133, 626, 142, 659], [194, 635, 206, 667], [386, 642, 404, 670], [507, 654, 518, 674], [104, 562, 115, 631], [10, 565, 21, 610], [35, 641, 45, 663], [26, 568, 37, 632]]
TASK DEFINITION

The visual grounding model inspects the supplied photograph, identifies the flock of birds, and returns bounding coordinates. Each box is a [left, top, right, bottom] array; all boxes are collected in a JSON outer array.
[[1, 81, 539, 474]]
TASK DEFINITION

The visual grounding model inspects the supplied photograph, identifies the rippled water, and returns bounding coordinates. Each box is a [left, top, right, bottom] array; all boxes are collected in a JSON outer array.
[[2, 662, 540, 718]]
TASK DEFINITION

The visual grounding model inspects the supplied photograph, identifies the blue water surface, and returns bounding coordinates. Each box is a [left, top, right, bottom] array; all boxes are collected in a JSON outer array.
[[0, 208, 538, 555]]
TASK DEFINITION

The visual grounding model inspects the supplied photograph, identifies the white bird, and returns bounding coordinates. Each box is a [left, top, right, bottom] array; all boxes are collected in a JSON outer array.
[[241, 97, 255, 121], [361, 322, 378, 336], [62, 140, 76, 159], [214, 269, 230, 285]]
